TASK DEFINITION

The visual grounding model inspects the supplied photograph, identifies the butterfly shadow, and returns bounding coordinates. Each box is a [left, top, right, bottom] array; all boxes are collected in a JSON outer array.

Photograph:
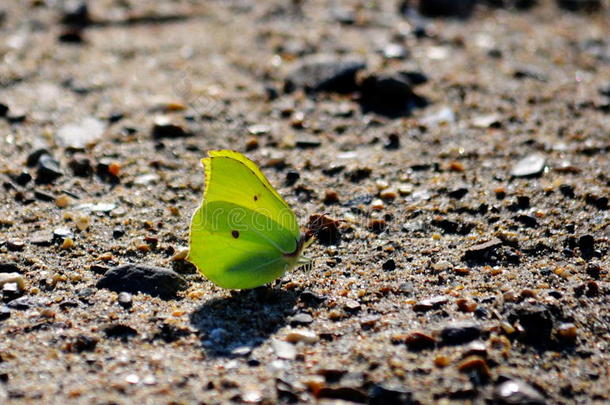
[[189, 287, 299, 358]]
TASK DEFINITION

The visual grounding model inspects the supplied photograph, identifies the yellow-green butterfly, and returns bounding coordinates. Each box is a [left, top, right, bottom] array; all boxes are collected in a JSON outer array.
[[188, 150, 311, 289]]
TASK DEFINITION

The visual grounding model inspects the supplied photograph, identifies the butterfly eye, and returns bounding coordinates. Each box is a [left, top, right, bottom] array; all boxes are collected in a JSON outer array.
[[231, 230, 240, 239], [253, 195, 259, 201]]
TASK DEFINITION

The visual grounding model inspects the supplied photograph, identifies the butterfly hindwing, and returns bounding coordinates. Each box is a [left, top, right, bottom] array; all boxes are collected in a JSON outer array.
[[189, 150, 302, 289], [190, 200, 295, 289]]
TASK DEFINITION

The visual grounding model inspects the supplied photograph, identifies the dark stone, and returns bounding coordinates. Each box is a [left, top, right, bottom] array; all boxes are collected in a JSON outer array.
[[585, 193, 608, 210], [299, 290, 326, 306], [346, 167, 372, 183], [440, 322, 481, 345], [405, 331, 437, 351], [60, 0, 91, 26], [369, 384, 416, 405], [284, 55, 366, 94], [68, 156, 93, 177], [382, 259, 396, 271], [58, 29, 84, 43], [12, 171, 32, 186], [384, 133, 401, 150], [151, 117, 190, 138], [494, 379, 546, 404], [96, 264, 187, 299], [418, 0, 477, 18], [358, 74, 428, 118], [556, 0, 602, 12], [400, 71, 428, 86], [317, 387, 368, 403], [26, 149, 50, 167], [448, 187, 469, 199], [508, 304, 554, 344], [103, 324, 138, 340], [36, 155, 63, 184], [112, 226, 125, 239], [463, 238, 503, 262], [559, 184, 575, 198], [307, 214, 341, 246], [285, 170, 300, 186], [34, 190, 56, 202], [0, 262, 20, 273], [431, 218, 474, 235], [513, 214, 538, 228]]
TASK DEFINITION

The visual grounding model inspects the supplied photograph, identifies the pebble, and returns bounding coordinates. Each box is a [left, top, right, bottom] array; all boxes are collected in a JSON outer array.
[[56, 117, 105, 149], [68, 156, 93, 177], [151, 116, 190, 138], [117, 292, 133, 308], [440, 322, 481, 345], [36, 155, 63, 184], [494, 379, 546, 405], [7, 296, 41, 310], [171, 247, 189, 261], [557, 0, 602, 12], [306, 214, 340, 245], [0, 262, 20, 273], [382, 259, 396, 271], [271, 339, 297, 360], [508, 304, 554, 344], [247, 124, 270, 135], [417, 0, 476, 18], [96, 264, 187, 299], [456, 298, 478, 312], [0, 306, 10, 321], [26, 148, 50, 167], [510, 154, 546, 178], [413, 295, 449, 312], [323, 190, 340, 205], [295, 135, 321, 149], [382, 43, 408, 59], [556, 322, 577, 343], [285, 329, 317, 344], [358, 73, 427, 118], [290, 313, 313, 326], [463, 238, 502, 262], [369, 384, 415, 405], [456, 356, 490, 379], [405, 331, 436, 351], [284, 54, 366, 94], [30, 230, 54, 246], [75, 214, 91, 231], [6, 240, 25, 251]]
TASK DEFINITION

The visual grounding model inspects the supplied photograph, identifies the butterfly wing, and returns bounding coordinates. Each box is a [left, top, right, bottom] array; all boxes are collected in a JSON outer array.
[[202, 150, 300, 253], [189, 150, 301, 289], [190, 200, 296, 289]]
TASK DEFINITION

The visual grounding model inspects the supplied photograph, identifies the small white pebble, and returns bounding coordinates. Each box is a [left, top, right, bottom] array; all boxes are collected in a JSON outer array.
[[0, 273, 25, 290], [285, 329, 318, 344]]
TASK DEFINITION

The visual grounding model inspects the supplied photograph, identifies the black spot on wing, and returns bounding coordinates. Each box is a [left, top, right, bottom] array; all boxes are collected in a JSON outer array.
[[232, 230, 240, 239]]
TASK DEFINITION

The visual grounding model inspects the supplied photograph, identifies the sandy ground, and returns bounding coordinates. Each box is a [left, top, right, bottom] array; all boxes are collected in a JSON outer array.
[[0, 0, 609, 404]]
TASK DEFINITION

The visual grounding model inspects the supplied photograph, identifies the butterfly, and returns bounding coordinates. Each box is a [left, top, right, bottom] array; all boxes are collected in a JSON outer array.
[[189, 150, 311, 289]]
